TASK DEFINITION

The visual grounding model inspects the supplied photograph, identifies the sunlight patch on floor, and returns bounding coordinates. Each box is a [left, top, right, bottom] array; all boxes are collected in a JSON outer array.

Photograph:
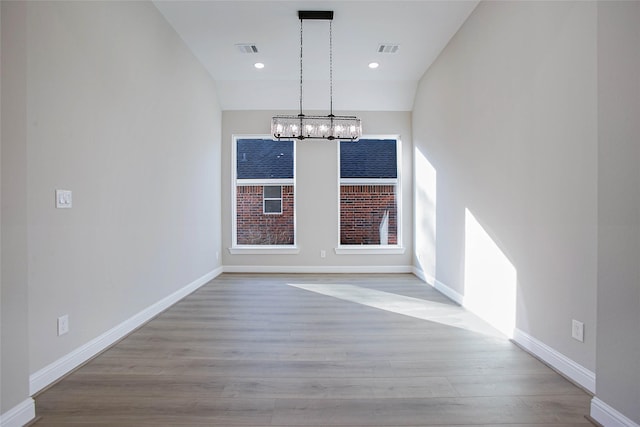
[[287, 282, 503, 337]]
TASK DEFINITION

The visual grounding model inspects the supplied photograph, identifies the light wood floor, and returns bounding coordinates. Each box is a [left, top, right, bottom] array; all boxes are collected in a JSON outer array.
[[34, 273, 593, 426]]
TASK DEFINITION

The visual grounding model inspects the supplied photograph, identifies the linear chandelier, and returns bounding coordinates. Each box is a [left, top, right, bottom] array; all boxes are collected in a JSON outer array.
[[272, 10, 362, 141]]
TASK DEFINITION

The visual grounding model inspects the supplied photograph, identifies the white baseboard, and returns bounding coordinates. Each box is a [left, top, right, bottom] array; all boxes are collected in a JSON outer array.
[[223, 265, 414, 274], [412, 271, 464, 306], [0, 398, 35, 427], [591, 397, 640, 427], [432, 278, 464, 305], [411, 266, 435, 286], [513, 328, 596, 393], [29, 267, 223, 395]]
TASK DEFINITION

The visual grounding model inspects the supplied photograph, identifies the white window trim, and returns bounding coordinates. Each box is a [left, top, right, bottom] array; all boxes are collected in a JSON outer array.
[[335, 246, 406, 255], [229, 246, 300, 255], [231, 135, 297, 252], [336, 135, 404, 254], [340, 178, 398, 185], [237, 178, 292, 186]]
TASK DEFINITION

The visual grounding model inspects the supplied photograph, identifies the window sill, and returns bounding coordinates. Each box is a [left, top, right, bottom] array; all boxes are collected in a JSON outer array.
[[334, 246, 405, 255], [229, 246, 300, 255]]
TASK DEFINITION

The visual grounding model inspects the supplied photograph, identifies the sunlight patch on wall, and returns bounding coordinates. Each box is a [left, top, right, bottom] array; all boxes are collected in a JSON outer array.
[[464, 208, 517, 338], [414, 147, 437, 280], [288, 282, 502, 337]]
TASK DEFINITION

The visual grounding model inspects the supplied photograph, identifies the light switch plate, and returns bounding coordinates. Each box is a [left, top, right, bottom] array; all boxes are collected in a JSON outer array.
[[56, 190, 72, 208]]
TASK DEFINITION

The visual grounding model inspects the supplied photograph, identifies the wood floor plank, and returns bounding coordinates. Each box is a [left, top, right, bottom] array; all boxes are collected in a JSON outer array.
[[270, 395, 592, 426], [34, 273, 592, 426], [219, 376, 458, 399], [448, 373, 587, 397]]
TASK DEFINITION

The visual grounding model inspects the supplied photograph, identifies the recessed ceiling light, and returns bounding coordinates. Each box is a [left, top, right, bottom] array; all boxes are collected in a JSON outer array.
[[254, 62, 265, 69], [368, 62, 379, 69]]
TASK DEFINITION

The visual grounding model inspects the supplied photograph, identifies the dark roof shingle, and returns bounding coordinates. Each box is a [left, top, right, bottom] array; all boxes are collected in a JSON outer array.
[[236, 138, 397, 180], [341, 139, 397, 179], [237, 139, 293, 179]]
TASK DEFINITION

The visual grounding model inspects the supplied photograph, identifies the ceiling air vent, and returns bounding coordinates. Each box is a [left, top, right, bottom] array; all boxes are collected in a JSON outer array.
[[377, 43, 399, 54], [236, 43, 259, 54]]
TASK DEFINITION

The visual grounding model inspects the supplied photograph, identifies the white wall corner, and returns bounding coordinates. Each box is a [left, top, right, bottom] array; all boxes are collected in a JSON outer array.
[[412, 266, 435, 286], [513, 328, 596, 394], [29, 267, 223, 395], [0, 398, 35, 427], [591, 398, 640, 427]]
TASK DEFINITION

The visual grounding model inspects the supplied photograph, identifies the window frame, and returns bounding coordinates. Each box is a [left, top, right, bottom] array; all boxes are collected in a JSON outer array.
[[336, 135, 405, 255], [231, 135, 298, 254]]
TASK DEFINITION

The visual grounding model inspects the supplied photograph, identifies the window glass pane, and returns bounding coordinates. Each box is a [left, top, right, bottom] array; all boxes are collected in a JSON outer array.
[[264, 199, 282, 214], [237, 185, 293, 244], [264, 185, 282, 199], [236, 184, 294, 247], [340, 139, 397, 179], [340, 185, 397, 245], [237, 139, 293, 179], [340, 139, 398, 246], [235, 138, 295, 246]]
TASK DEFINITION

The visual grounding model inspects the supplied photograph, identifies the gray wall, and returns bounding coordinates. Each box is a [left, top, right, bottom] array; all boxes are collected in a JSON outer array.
[[1, 1, 30, 414], [0, 1, 2, 411], [1, 0, 221, 415], [413, 0, 598, 371], [222, 110, 413, 270], [596, 1, 640, 423]]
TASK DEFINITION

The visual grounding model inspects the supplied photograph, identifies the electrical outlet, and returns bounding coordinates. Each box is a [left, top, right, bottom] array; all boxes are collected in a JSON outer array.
[[58, 315, 69, 336], [320, 250, 326, 258], [572, 319, 584, 342]]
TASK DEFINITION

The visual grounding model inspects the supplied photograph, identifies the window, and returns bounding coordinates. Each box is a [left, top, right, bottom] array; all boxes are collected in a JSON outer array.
[[263, 186, 282, 214], [339, 138, 401, 248], [233, 137, 295, 248]]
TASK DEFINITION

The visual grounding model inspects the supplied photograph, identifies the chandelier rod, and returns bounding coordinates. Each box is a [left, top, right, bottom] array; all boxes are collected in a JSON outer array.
[[299, 18, 304, 117], [329, 20, 333, 117]]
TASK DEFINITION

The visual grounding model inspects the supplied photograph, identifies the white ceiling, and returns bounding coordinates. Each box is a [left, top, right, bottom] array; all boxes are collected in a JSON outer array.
[[153, 1, 478, 111]]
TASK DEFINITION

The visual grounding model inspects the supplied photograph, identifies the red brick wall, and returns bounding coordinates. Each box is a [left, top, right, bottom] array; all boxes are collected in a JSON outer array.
[[340, 185, 397, 245], [236, 185, 294, 245]]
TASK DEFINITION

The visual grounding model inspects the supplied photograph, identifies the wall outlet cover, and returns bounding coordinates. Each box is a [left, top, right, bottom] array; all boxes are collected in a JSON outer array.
[[58, 315, 69, 336], [572, 319, 584, 342]]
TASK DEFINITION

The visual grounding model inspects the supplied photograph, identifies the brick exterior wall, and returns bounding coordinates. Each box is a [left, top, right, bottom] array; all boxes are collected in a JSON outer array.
[[236, 185, 294, 245], [340, 185, 397, 245]]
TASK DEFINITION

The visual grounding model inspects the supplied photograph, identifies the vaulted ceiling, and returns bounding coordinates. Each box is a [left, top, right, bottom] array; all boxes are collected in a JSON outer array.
[[153, 1, 478, 111]]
